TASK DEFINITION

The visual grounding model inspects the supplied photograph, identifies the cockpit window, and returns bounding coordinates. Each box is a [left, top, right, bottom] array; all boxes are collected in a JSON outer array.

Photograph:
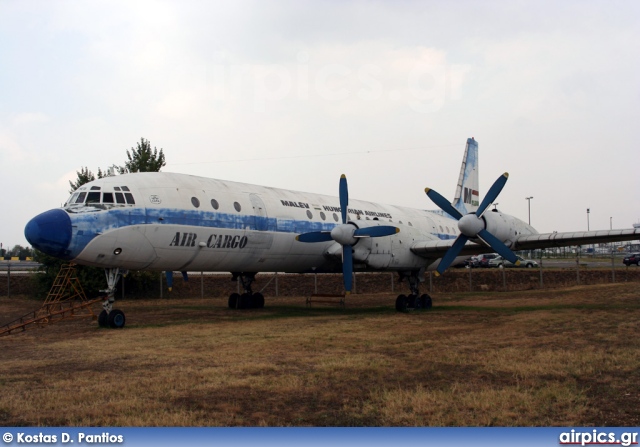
[[90, 186, 101, 190], [121, 186, 130, 191], [114, 187, 121, 191], [66, 187, 134, 207], [86, 192, 100, 204], [66, 193, 79, 206]]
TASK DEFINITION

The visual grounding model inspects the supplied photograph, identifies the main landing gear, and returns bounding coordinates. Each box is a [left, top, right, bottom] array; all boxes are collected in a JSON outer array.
[[98, 268, 127, 328], [395, 270, 433, 313], [228, 272, 265, 310]]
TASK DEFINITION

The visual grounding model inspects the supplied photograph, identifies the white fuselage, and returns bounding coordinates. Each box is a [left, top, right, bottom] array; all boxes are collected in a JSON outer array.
[[29, 172, 537, 274]]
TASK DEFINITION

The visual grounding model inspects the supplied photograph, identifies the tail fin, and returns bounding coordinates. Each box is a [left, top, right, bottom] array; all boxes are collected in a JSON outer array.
[[451, 137, 479, 215]]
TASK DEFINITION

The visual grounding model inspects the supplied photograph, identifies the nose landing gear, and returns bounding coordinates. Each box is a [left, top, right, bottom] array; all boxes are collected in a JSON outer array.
[[98, 268, 127, 328]]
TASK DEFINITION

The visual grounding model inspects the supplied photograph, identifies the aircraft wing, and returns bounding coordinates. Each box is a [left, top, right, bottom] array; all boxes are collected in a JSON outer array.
[[510, 228, 640, 251], [411, 228, 640, 257]]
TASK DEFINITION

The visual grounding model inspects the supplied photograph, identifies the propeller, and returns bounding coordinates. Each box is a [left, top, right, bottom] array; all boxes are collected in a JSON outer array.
[[426, 172, 519, 275], [296, 174, 399, 294]]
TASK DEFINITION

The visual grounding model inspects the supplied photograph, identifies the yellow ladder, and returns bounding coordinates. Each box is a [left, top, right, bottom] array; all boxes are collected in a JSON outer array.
[[0, 264, 101, 336]]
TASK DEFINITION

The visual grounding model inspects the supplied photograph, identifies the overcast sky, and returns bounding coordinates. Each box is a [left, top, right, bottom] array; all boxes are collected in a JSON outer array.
[[1, 0, 639, 249]]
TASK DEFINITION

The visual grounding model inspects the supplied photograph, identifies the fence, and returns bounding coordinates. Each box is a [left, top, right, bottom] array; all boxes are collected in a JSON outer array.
[[2, 265, 640, 299]]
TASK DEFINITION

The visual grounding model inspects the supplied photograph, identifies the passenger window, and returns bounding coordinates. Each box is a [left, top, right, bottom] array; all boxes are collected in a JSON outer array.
[[191, 197, 200, 208], [124, 193, 135, 204], [76, 192, 86, 203], [115, 193, 126, 204], [103, 193, 114, 203], [86, 192, 100, 204]]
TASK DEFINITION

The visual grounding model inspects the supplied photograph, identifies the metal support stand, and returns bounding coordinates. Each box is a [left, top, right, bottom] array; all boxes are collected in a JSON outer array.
[[576, 250, 581, 285]]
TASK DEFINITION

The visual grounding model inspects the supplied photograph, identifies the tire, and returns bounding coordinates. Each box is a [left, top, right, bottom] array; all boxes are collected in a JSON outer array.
[[526, 263, 533, 268], [420, 294, 433, 309], [228, 293, 240, 309], [395, 294, 408, 312], [407, 294, 417, 309], [239, 293, 252, 309], [98, 310, 109, 328], [253, 293, 265, 309], [107, 309, 126, 329]]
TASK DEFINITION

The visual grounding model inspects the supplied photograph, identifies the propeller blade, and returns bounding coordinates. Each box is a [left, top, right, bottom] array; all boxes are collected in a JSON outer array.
[[296, 232, 333, 243], [354, 226, 399, 238], [476, 172, 509, 217], [436, 235, 469, 275], [339, 174, 349, 224], [477, 229, 519, 264], [342, 245, 353, 294], [425, 188, 463, 220]]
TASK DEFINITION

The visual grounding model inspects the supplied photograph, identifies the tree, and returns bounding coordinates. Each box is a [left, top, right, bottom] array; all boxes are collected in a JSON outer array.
[[68, 167, 116, 193], [68, 167, 96, 193], [9, 245, 33, 259], [119, 137, 166, 173]]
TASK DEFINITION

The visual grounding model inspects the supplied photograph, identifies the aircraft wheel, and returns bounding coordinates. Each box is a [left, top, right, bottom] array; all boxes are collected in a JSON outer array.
[[98, 310, 109, 328], [420, 294, 433, 309], [407, 294, 418, 309], [107, 309, 126, 329], [239, 293, 252, 309], [253, 292, 265, 309], [395, 294, 408, 312], [526, 263, 533, 268], [228, 293, 240, 309]]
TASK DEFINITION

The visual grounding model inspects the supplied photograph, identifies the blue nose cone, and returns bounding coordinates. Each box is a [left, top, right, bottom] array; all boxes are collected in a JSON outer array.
[[25, 209, 72, 259]]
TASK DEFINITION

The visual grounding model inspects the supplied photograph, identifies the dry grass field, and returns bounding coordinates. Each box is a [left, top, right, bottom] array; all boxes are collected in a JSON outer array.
[[0, 282, 639, 427]]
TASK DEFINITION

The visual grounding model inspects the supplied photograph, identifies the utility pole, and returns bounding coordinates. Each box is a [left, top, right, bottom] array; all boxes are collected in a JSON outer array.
[[525, 197, 533, 225]]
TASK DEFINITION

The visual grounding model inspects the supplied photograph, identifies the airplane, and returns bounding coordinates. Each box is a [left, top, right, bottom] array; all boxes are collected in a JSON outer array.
[[24, 138, 639, 328]]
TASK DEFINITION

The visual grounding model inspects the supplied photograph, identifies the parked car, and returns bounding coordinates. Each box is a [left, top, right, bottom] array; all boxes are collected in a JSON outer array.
[[463, 255, 481, 268], [623, 253, 640, 266], [477, 253, 499, 268], [488, 255, 538, 268]]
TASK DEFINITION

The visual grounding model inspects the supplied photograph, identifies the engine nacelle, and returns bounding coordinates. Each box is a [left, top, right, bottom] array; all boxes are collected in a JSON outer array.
[[482, 211, 528, 248], [349, 221, 427, 270]]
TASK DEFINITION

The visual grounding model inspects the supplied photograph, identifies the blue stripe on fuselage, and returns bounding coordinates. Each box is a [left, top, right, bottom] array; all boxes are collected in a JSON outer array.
[[65, 207, 457, 259]]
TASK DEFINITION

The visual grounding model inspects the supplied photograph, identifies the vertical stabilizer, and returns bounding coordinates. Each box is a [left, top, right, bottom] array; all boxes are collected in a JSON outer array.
[[451, 137, 479, 215]]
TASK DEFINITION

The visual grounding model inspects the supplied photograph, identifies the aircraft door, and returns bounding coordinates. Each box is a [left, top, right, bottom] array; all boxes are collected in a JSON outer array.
[[249, 194, 269, 231]]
